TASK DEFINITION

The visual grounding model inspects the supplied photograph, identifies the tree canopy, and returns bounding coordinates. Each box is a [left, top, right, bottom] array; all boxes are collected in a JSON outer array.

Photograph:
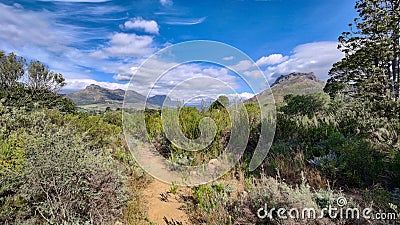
[[27, 60, 66, 92], [325, 0, 400, 101], [0, 50, 75, 112], [0, 51, 26, 89], [209, 95, 229, 111]]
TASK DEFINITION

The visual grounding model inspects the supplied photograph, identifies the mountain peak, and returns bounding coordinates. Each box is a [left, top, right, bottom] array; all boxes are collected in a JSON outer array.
[[86, 84, 103, 90], [246, 71, 325, 104], [271, 72, 321, 87], [67, 84, 144, 108]]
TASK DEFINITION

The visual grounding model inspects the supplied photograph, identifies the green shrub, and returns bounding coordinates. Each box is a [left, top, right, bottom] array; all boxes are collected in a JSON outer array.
[[0, 86, 76, 113], [189, 175, 348, 225], [280, 92, 331, 117], [0, 106, 128, 224], [0, 129, 28, 173]]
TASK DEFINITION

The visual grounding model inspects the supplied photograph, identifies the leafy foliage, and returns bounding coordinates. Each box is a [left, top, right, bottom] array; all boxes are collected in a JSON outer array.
[[209, 95, 230, 111], [27, 60, 66, 92], [280, 92, 330, 117], [0, 86, 76, 112], [0, 106, 147, 224], [0, 51, 26, 89], [0, 51, 75, 112], [325, 0, 400, 101]]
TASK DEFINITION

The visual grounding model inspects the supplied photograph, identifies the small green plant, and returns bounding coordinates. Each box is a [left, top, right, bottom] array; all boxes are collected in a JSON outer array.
[[169, 182, 179, 194]]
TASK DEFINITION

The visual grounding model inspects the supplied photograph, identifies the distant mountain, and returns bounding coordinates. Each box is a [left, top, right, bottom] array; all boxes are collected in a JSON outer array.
[[146, 95, 179, 107], [67, 84, 125, 105], [66, 84, 158, 110], [246, 72, 325, 105]]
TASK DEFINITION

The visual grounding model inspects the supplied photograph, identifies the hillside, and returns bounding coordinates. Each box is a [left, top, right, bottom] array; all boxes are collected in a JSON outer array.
[[246, 72, 325, 105], [146, 95, 180, 107], [66, 84, 147, 110], [67, 84, 126, 105], [66, 84, 178, 110]]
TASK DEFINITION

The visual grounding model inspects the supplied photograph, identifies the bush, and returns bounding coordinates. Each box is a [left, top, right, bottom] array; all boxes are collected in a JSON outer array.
[[0, 86, 76, 113], [280, 92, 330, 117], [188, 175, 347, 225], [0, 106, 128, 224]]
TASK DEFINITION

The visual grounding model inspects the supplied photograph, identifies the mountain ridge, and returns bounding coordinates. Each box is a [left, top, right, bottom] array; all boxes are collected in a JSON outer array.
[[66, 84, 177, 110], [67, 72, 325, 110], [246, 72, 325, 104]]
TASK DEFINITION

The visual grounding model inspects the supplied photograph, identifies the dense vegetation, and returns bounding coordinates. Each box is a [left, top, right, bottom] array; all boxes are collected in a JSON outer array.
[[134, 91, 399, 224], [1, 0, 400, 224], [0, 52, 149, 224]]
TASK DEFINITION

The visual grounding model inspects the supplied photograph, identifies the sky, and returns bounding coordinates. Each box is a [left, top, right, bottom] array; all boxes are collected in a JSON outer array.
[[0, 0, 357, 101]]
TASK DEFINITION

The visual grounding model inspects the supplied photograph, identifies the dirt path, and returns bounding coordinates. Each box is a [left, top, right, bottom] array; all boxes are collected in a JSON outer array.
[[143, 179, 191, 225]]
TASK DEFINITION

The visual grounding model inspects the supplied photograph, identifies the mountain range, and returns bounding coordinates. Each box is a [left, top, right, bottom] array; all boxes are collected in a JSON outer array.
[[245, 72, 325, 105], [66, 84, 176, 111], [66, 72, 325, 110]]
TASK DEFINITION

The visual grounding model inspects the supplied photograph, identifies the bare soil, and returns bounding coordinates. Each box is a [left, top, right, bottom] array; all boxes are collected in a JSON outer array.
[[143, 179, 191, 225]]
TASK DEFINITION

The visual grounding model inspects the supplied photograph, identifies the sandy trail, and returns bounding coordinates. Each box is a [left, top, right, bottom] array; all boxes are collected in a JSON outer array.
[[143, 179, 191, 225]]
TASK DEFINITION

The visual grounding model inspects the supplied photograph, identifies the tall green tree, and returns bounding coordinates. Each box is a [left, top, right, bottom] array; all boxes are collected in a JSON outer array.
[[0, 51, 26, 88], [209, 95, 229, 111], [325, 0, 400, 101], [27, 60, 66, 92]]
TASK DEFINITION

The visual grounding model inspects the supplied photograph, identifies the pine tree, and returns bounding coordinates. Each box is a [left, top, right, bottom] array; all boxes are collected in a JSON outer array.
[[0, 51, 26, 88], [325, 0, 400, 101], [27, 60, 66, 92]]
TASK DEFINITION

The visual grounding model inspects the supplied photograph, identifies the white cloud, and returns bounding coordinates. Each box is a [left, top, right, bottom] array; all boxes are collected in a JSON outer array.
[[164, 17, 206, 25], [0, 3, 68, 49], [39, 0, 110, 2], [12, 3, 23, 9], [160, 0, 173, 6], [113, 66, 138, 81], [121, 17, 159, 34], [222, 56, 234, 61], [90, 33, 154, 58], [120, 60, 241, 101], [227, 92, 255, 100], [265, 41, 344, 82], [0, 2, 157, 94], [256, 54, 288, 66], [64, 78, 128, 92], [0, 3, 115, 80], [243, 70, 264, 78], [230, 60, 254, 72], [113, 73, 132, 81]]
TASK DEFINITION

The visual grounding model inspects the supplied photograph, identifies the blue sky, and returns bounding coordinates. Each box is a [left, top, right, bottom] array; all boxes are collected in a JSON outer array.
[[0, 0, 357, 99]]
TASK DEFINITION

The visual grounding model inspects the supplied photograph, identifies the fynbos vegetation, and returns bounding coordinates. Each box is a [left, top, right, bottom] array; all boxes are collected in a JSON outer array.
[[1, 0, 400, 224]]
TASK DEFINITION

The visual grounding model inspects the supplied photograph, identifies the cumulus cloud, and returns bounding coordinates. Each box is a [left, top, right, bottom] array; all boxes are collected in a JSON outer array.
[[179, 91, 255, 106], [63, 78, 128, 92], [39, 0, 110, 2], [230, 60, 254, 72], [121, 17, 159, 34], [113, 73, 133, 81], [0, 3, 118, 80], [264, 41, 344, 82], [160, 0, 173, 6], [119, 60, 242, 102], [112, 66, 138, 81], [227, 92, 254, 100], [0, 3, 68, 50], [90, 33, 154, 58], [256, 54, 289, 66], [243, 70, 264, 78], [222, 56, 234, 61]]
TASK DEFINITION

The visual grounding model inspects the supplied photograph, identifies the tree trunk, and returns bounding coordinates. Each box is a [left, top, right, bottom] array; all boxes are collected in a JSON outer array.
[[394, 55, 399, 100]]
